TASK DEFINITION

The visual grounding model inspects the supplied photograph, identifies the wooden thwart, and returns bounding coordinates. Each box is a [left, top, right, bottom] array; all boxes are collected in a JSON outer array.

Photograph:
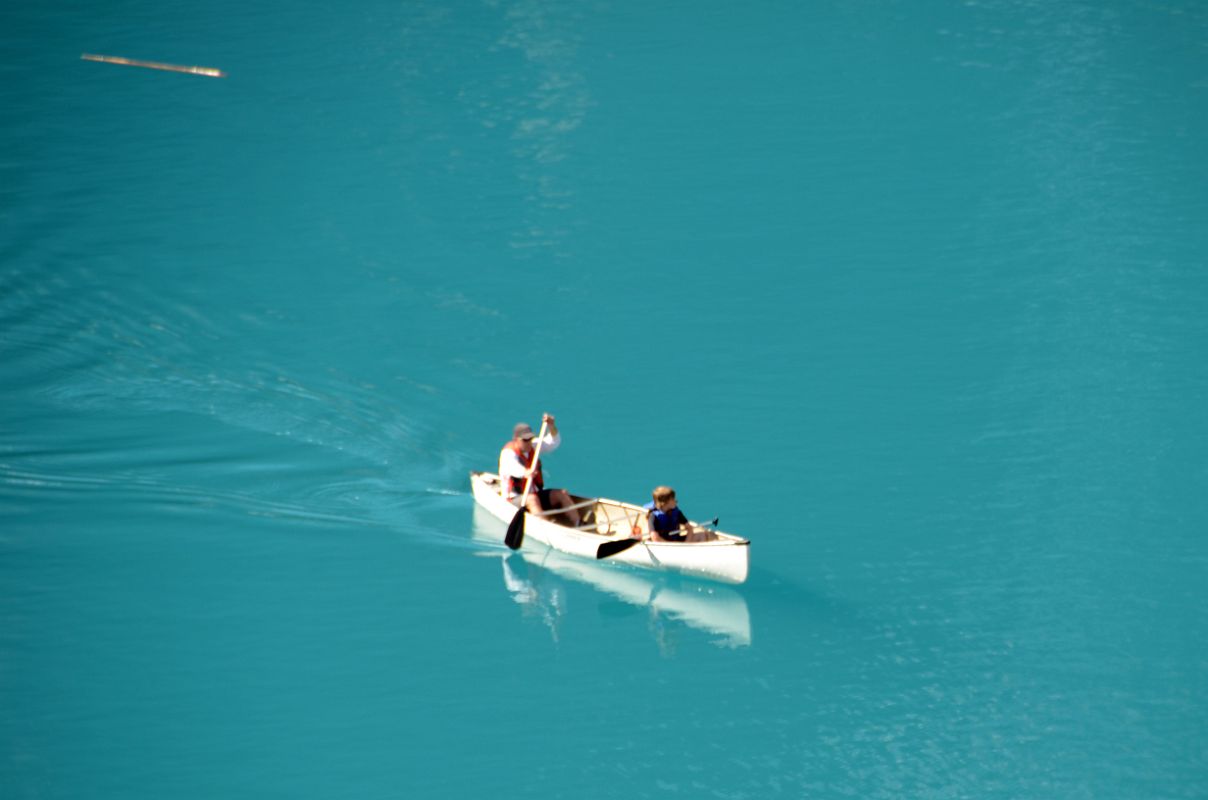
[[81, 53, 227, 78]]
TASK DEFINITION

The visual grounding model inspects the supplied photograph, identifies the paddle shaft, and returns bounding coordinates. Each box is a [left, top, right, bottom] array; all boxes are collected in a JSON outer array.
[[504, 419, 549, 550], [517, 419, 549, 509]]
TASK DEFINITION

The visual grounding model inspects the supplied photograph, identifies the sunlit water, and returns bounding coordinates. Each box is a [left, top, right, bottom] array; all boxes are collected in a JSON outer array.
[[3, 1, 1206, 797]]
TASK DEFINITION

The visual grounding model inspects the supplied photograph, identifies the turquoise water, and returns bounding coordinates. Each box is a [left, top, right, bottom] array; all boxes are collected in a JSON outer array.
[[4, 1, 1207, 796]]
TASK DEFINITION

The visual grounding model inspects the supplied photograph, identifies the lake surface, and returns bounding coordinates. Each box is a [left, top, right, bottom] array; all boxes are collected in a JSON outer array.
[[3, 1, 1206, 797]]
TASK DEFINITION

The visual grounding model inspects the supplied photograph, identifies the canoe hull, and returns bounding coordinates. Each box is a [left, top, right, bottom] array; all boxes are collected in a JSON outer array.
[[470, 471, 750, 585], [473, 506, 752, 647]]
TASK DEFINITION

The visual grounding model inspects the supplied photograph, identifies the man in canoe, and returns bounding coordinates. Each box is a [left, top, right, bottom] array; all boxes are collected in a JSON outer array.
[[499, 413, 581, 527]]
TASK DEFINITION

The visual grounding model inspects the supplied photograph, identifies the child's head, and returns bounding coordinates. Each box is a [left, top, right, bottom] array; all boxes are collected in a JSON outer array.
[[652, 485, 677, 509]]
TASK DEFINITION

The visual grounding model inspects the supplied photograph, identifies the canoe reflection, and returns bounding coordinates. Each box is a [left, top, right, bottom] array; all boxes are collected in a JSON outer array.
[[473, 505, 751, 649]]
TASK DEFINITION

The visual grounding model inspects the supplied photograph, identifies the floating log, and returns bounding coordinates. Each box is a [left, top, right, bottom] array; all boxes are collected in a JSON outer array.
[[81, 53, 227, 78]]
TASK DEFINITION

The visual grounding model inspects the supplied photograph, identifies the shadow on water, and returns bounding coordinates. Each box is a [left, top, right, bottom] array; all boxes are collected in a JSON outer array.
[[469, 504, 753, 650], [465, 500, 896, 667]]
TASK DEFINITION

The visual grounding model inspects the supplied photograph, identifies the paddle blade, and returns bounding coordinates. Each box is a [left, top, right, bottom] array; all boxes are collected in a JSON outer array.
[[597, 538, 640, 560], [504, 508, 525, 550]]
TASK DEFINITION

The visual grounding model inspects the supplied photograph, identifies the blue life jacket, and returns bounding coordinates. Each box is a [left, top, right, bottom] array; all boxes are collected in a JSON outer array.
[[643, 502, 688, 539]]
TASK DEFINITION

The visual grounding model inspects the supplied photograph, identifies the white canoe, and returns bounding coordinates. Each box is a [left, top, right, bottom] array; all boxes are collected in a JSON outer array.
[[469, 471, 750, 585], [472, 505, 752, 646]]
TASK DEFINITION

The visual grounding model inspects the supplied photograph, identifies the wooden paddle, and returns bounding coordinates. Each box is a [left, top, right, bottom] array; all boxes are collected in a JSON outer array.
[[503, 419, 549, 550], [596, 536, 641, 560], [596, 508, 646, 559]]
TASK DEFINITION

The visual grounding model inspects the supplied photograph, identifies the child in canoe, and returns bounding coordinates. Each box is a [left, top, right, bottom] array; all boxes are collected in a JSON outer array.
[[643, 486, 711, 543]]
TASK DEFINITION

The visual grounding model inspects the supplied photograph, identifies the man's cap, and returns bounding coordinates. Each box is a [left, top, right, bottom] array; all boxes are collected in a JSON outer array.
[[513, 423, 535, 440]]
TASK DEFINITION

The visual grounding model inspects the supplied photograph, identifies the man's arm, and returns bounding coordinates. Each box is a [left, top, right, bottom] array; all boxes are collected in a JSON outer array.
[[498, 449, 527, 496], [540, 413, 561, 453]]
